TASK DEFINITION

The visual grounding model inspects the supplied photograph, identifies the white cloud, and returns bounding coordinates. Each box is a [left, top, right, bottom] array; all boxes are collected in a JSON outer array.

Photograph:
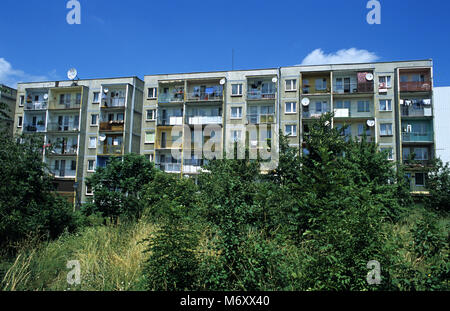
[[300, 48, 379, 65], [0, 58, 50, 88]]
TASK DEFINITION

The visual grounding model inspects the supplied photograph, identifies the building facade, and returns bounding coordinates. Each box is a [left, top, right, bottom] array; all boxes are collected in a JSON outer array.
[[12, 59, 436, 205], [0, 84, 17, 136], [433, 87, 450, 164], [13, 77, 144, 205]]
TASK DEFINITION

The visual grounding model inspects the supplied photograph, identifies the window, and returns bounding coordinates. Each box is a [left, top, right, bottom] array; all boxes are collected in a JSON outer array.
[[285, 79, 297, 91], [285, 102, 297, 114], [86, 184, 93, 196], [231, 130, 242, 142], [146, 109, 155, 121], [54, 160, 60, 170], [315, 78, 327, 91], [145, 131, 155, 144], [379, 99, 392, 111], [148, 87, 157, 99], [380, 123, 393, 136], [87, 160, 95, 172], [231, 107, 242, 119], [285, 124, 297, 137], [414, 148, 429, 160], [71, 160, 77, 171], [315, 101, 329, 113], [358, 124, 371, 136], [91, 114, 98, 126], [381, 148, 394, 160], [17, 116, 23, 127], [335, 101, 351, 110], [415, 173, 425, 187], [19, 95, 24, 107], [379, 76, 392, 88], [231, 84, 243, 96], [59, 94, 65, 105], [93, 92, 100, 103], [89, 137, 97, 149], [357, 101, 370, 112]]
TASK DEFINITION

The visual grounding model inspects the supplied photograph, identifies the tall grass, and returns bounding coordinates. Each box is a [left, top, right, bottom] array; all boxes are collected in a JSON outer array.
[[1, 220, 157, 291]]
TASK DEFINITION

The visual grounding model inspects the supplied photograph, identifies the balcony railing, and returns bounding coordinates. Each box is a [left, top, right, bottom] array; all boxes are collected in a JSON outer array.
[[47, 122, 79, 132], [53, 100, 81, 110], [98, 144, 123, 155], [333, 108, 350, 118], [400, 82, 432, 92], [99, 121, 125, 131], [401, 107, 433, 117], [247, 90, 276, 100], [159, 93, 184, 103], [157, 163, 181, 173], [402, 132, 433, 142], [155, 138, 182, 149], [186, 116, 222, 125], [50, 169, 76, 178], [247, 114, 275, 124], [49, 146, 78, 156], [302, 111, 329, 118], [187, 92, 222, 101], [23, 124, 46, 133], [158, 117, 183, 126], [333, 82, 374, 94], [25, 101, 48, 110], [101, 97, 126, 108]]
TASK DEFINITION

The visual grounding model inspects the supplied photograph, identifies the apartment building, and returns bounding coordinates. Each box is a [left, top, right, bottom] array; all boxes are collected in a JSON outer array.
[[11, 59, 435, 206], [0, 84, 17, 136], [433, 87, 450, 164], [13, 77, 144, 205], [144, 59, 435, 193]]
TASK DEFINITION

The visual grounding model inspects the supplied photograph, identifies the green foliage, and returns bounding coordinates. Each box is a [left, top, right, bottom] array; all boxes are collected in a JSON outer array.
[[82, 154, 157, 221], [425, 159, 450, 214], [0, 132, 78, 253]]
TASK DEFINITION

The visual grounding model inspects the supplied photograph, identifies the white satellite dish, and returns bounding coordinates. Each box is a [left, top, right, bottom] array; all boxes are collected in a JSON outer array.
[[301, 98, 310, 106], [325, 121, 330, 126], [367, 120, 375, 127], [99, 134, 106, 142], [272, 77, 278, 83], [67, 68, 78, 80], [366, 73, 374, 81], [103, 88, 109, 94], [43, 94, 48, 100], [219, 78, 226, 85]]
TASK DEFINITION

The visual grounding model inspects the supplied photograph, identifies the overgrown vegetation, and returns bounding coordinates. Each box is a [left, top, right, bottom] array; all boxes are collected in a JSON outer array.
[[1, 114, 448, 291]]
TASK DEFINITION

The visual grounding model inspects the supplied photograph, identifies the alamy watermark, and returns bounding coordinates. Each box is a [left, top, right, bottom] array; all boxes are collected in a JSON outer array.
[[366, 0, 381, 25], [366, 260, 381, 285], [67, 260, 81, 285], [66, 0, 81, 25]]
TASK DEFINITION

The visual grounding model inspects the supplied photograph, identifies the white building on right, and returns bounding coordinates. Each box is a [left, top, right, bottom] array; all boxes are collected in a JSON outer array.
[[433, 86, 450, 164]]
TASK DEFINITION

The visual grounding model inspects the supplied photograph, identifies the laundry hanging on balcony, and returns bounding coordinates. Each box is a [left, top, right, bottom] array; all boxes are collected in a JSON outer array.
[[422, 99, 431, 105]]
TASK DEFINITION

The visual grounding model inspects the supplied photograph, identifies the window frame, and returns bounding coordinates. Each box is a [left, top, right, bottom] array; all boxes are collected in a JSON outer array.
[[88, 137, 97, 149], [87, 160, 96, 172], [146, 109, 156, 121], [90, 114, 99, 126], [93, 92, 100, 103], [379, 99, 392, 112], [148, 87, 157, 99], [231, 84, 243, 96], [17, 116, 23, 128], [285, 79, 297, 92], [230, 106, 243, 119], [380, 123, 393, 136], [285, 124, 297, 137], [145, 131, 156, 144], [379, 76, 392, 88], [285, 102, 297, 114]]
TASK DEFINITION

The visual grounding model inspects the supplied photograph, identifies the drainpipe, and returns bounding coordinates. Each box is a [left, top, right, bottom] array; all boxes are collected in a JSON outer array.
[[129, 79, 136, 154]]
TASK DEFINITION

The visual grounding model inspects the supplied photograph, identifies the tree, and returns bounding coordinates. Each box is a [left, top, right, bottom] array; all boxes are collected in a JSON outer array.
[[0, 132, 78, 252], [425, 159, 450, 213], [82, 154, 157, 221]]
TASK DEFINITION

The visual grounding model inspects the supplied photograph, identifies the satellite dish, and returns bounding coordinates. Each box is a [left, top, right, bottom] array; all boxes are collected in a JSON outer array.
[[366, 73, 374, 81], [301, 98, 310, 106], [367, 120, 375, 127], [272, 77, 278, 83], [219, 78, 226, 85], [99, 134, 106, 142], [67, 68, 78, 80], [43, 94, 48, 100], [324, 121, 330, 126], [103, 88, 109, 94]]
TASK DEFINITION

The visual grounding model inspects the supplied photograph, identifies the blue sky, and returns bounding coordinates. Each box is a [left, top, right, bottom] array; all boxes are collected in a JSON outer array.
[[1, 0, 450, 87]]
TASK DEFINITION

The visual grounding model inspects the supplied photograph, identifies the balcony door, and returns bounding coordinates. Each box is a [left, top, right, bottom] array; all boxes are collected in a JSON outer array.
[[60, 160, 66, 177]]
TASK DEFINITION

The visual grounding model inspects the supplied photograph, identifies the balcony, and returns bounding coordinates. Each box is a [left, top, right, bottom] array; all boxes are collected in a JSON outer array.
[[400, 81, 431, 92], [101, 97, 126, 108], [247, 90, 276, 100], [186, 86, 223, 102], [157, 163, 181, 173], [155, 138, 182, 149], [50, 168, 76, 178], [247, 114, 275, 124], [99, 121, 125, 132], [401, 106, 433, 117], [333, 82, 374, 94], [49, 146, 78, 156], [23, 123, 46, 133], [333, 108, 350, 118], [47, 122, 79, 132], [157, 117, 183, 126], [52, 99, 81, 110], [159, 92, 184, 103], [98, 144, 123, 155], [25, 101, 48, 110], [302, 111, 329, 119], [186, 115, 222, 125], [249, 139, 272, 149], [402, 132, 433, 142]]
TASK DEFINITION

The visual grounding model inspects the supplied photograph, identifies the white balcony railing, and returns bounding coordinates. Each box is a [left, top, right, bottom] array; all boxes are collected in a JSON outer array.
[[187, 116, 222, 125]]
